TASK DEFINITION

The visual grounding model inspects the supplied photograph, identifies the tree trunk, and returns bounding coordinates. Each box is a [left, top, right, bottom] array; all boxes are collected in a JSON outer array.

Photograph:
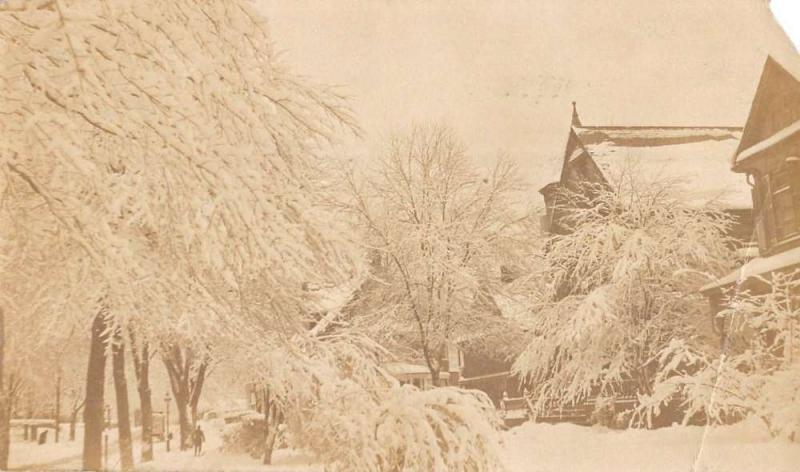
[[139, 384, 154, 462], [263, 412, 280, 465], [112, 330, 134, 471], [430, 368, 440, 388], [191, 403, 198, 430], [175, 395, 191, 451], [261, 387, 283, 465], [130, 333, 154, 462], [82, 311, 108, 471], [70, 409, 78, 441], [162, 343, 209, 451], [0, 307, 10, 471], [189, 361, 207, 431], [69, 397, 85, 442]]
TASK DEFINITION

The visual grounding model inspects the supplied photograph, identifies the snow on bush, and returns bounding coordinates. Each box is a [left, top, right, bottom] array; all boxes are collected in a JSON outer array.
[[222, 415, 287, 459], [513, 173, 735, 418], [641, 270, 800, 437], [244, 334, 506, 472]]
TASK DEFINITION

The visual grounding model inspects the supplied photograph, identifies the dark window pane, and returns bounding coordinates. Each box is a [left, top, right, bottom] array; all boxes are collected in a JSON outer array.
[[773, 189, 798, 239]]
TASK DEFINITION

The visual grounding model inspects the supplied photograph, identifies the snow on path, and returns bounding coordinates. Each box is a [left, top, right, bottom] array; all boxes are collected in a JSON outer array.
[[10, 421, 320, 471], [136, 422, 320, 472], [502, 418, 800, 472]]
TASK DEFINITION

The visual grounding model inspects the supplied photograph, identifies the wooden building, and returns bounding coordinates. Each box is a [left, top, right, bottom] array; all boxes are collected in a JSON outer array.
[[540, 103, 752, 243], [531, 103, 754, 424], [701, 56, 800, 330]]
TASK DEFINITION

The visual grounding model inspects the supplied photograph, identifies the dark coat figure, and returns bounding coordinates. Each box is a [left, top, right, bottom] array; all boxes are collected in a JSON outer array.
[[192, 425, 205, 456]]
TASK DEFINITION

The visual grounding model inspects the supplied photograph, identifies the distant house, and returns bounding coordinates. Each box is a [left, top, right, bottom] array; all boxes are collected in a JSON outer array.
[[383, 360, 457, 389], [700, 56, 800, 340], [540, 103, 752, 245]]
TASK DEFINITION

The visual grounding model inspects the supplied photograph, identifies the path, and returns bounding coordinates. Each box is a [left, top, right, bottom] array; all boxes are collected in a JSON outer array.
[[138, 422, 319, 471], [9, 421, 319, 471]]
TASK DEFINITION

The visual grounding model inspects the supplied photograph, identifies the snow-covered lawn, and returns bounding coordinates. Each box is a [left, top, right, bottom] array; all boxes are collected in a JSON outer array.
[[8, 424, 87, 470], [502, 418, 800, 472], [8, 420, 319, 471]]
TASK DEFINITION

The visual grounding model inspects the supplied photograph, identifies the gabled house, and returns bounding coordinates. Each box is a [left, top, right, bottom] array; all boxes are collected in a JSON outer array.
[[531, 104, 754, 425], [540, 103, 752, 245], [701, 56, 800, 336]]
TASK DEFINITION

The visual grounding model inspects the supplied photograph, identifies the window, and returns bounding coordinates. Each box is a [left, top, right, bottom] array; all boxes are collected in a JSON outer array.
[[769, 167, 800, 242], [755, 165, 800, 252]]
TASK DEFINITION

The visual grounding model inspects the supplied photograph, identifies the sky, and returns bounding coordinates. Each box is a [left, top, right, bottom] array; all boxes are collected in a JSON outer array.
[[256, 0, 800, 192]]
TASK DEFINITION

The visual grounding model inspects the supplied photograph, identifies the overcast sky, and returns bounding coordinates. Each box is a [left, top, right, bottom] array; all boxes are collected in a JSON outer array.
[[257, 0, 799, 191]]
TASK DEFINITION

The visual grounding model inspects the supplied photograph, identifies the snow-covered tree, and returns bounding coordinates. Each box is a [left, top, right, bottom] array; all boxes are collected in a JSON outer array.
[[1, 2, 511, 470], [0, 192, 91, 468], [243, 332, 507, 472], [513, 171, 736, 419], [345, 124, 531, 382], [0, 0, 360, 468]]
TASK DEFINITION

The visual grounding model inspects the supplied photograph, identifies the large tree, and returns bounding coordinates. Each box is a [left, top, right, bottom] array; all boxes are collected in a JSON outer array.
[[345, 124, 530, 383], [0, 3, 510, 471], [0, 0, 357, 469]]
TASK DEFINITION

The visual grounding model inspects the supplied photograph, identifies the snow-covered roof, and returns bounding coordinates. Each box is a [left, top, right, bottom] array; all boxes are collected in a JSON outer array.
[[382, 362, 450, 380], [733, 56, 800, 168], [700, 245, 800, 292], [303, 277, 363, 313], [574, 126, 749, 209], [735, 119, 800, 165]]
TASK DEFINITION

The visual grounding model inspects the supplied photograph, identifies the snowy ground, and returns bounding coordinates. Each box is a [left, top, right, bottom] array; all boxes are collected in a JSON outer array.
[[9, 420, 319, 471], [503, 418, 800, 472], [9, 418, 800, 471], [137, 420, 319, 472]]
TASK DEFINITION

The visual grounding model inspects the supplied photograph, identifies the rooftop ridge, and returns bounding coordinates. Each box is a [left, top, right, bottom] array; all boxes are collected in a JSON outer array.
[[576, 125, 743, 131]]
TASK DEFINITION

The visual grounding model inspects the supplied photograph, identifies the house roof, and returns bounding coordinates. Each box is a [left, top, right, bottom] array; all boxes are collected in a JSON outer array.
[[700, 245, 800, 293], [733, 56, 800, 168], [574, 125, 748, 209], [382, 362, 450, 379], [303, 278, 362, 313], [540, 103, 749, 209]]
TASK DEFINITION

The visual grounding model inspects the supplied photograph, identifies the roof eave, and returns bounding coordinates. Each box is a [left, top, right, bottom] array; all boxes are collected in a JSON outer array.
[[732, 119, 800, 171]]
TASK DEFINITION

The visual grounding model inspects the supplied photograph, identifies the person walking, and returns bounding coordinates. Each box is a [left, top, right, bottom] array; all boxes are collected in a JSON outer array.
[[192, 424, 206, 456]]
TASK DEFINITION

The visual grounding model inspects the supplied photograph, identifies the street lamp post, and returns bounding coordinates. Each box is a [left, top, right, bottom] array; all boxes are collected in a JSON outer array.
[[164, 392, 171, 452]]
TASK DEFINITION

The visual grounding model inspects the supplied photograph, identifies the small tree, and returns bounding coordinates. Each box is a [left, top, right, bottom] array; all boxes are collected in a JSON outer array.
[[513, 172, 735, 418], [346, 124, 529, 383]]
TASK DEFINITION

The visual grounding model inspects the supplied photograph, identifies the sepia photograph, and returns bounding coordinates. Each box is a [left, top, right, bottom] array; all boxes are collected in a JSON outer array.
[[0, 0, 799, 470]]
